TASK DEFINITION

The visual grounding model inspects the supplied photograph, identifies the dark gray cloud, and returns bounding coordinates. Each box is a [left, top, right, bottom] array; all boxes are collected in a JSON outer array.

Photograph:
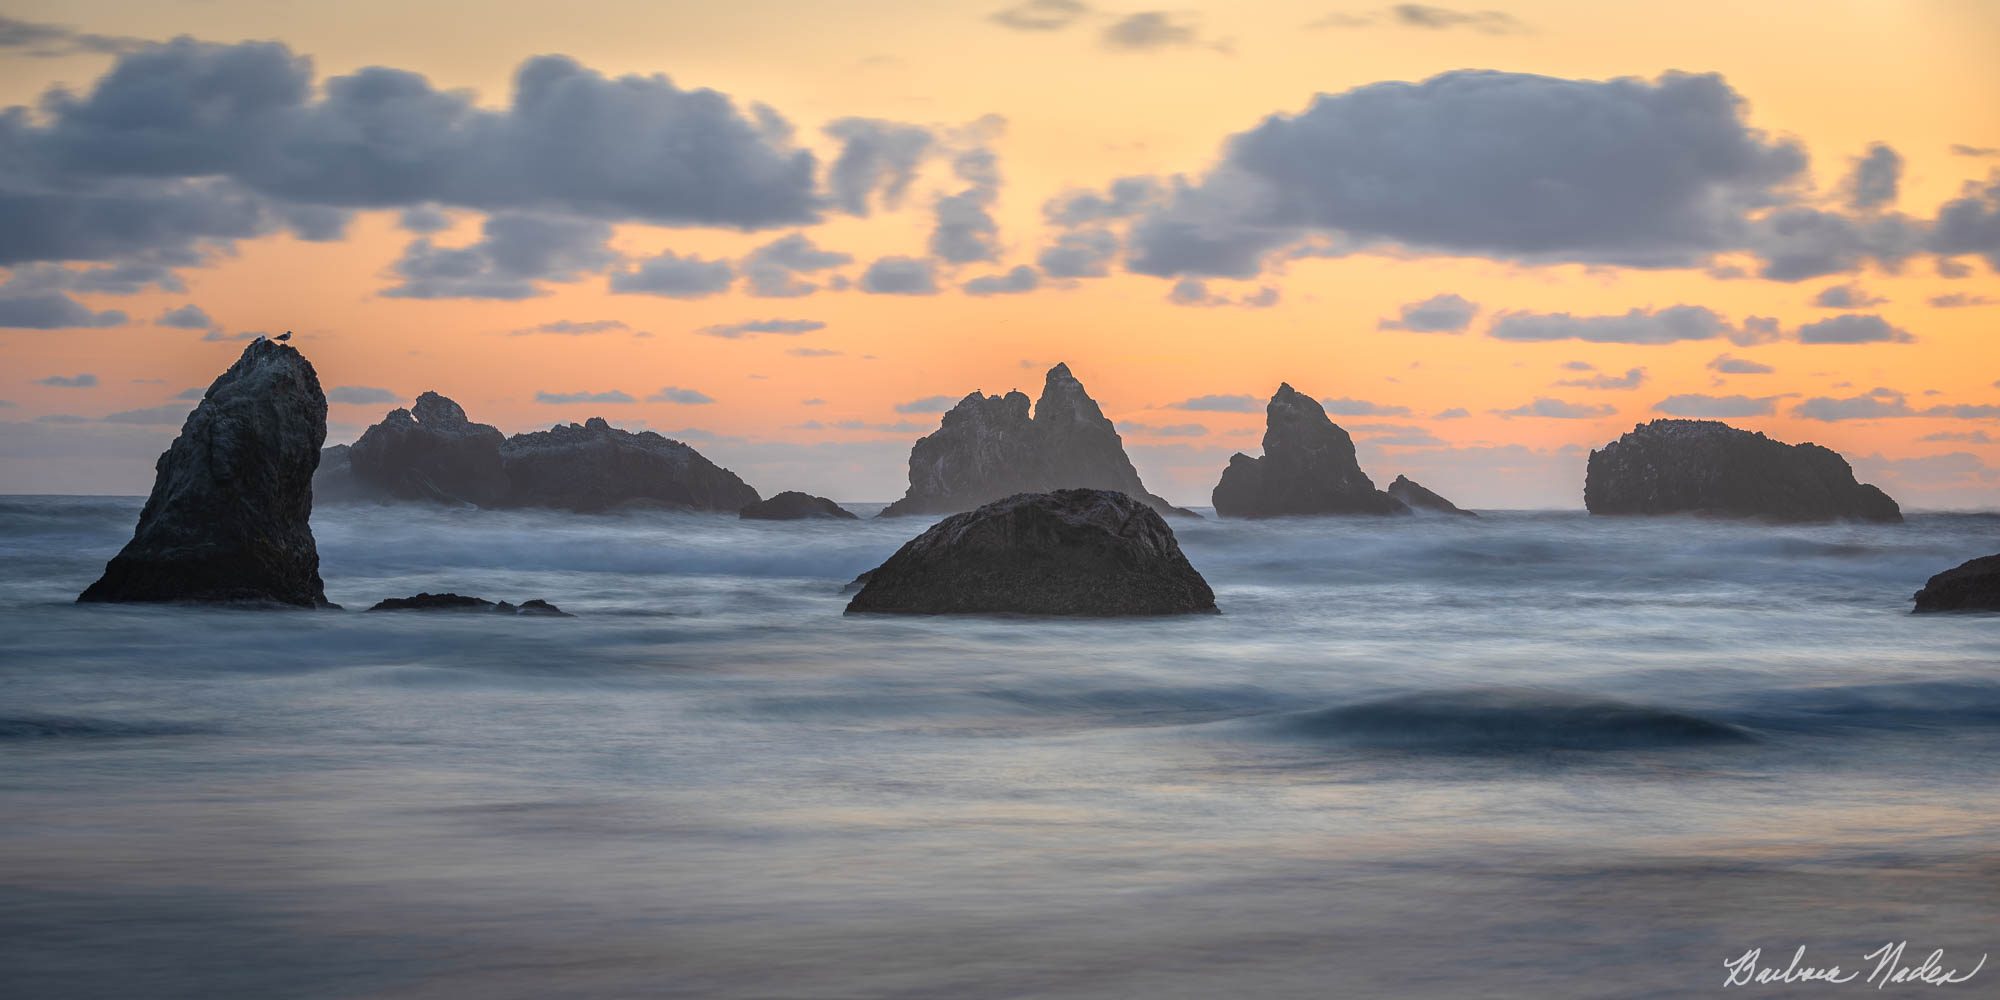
[[894, 395, 960, 414], [156, 304, 213, 329], [963, 265, 1041, 295], [1708, 354, 1774, 375], [648, 386, 715, 404], [508, 319, 635, 336], [1655, 393, 1778, 417], [1488, 305, 1770, 345], [989, 0, 1092, 32], [174, 387, 207, 400], [1493, 398, 1614, 419], [0, 292, 127, 329], [822, 118, 934, 216], [1043, 177, 1162, 227], [1794, 314, 1912, 345], [100, 403, 193, 424], [1811, 283, 1885, 308], [536, 390, 635, 405], [398, 205, 452, 233], [1037, 229, 1119, 278], [1168, 393, 1261, 413], [929, 122, 1007, 264], [36, 373, 99, 388], [742, 232, 853, 298], [699, 319, 825, 338], [1952, 145, 1999, 158], [1924, 430, 1994, 444], [1167, 278, 1278, 308], [1101, 12, 1208, 51], [1929, 292, 1996, 308], [1320, 397, 1412, 416], [1787, 388, 2000, 421], [1378, 292, 1477, 332], [0, 15, 146, 57], [1556, 366, 1646, 390], [1747, 207, 1921, 281], [1931, 173, 2000, 270], [386, 213, 614, 299], [608, 250, 735, 298], [1845, 143, 1901, 211], [326, 386, 399, 405], [1127, 71, 1808, 277], [5, 262, 185, 295], [860, 256, 939, 295]]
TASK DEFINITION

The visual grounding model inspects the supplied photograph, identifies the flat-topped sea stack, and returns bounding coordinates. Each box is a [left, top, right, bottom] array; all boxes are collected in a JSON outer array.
[[316, 394, 759, 513], [740, 492, 858, 520], [80, 339, 333, 607], [1585, 419, 1901, 522], [881, 364, 1189, 518], [1911, 554, 2000, 613], [1212, 384, 1408, 518], [847, 489, 1217, 616], [1387, 475, 1476, 517]]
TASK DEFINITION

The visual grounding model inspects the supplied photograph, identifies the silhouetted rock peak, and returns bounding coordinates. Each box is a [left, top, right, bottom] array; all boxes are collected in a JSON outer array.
[[1585, 419, 1901, 522], [1912, 554, 2000, 613], [1387, 475, 1476, 517], [881, 363, 1189, 518], [740, 491, 859, 520], [80, 339, 333, 607], [411, 391, 472, 426], [848, 489, 1217, 616], [1212, 384, 1408, 517]]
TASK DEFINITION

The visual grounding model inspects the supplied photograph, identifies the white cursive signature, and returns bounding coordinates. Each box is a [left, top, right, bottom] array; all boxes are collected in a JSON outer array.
[[1723, 943, 1986, 988]]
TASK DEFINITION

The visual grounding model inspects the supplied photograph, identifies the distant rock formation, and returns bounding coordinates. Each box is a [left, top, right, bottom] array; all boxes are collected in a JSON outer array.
[[881, 363, 1189, 518], [1211, 384, 1408, 517], [1912, 554, 2000, 613], [1387, 475, 1476, 517], [316, 393, 760, 513], [740, 491, 858, 520], [1585, 419, 1901, 522], [80, 340, 333, 607], [366, 592, 573, 616], [847, 489, 1217, 616]]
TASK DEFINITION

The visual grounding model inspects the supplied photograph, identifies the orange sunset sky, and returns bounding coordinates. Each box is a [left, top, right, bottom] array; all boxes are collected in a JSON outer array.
[[1, 0, 1996, 507]]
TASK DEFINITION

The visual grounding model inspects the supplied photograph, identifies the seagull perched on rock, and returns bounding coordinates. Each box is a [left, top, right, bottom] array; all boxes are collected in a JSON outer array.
[[276, 331, 292, 342]]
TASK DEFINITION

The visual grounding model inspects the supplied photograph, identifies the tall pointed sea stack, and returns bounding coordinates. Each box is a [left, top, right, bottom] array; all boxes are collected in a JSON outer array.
[[881, 363, 1187, 517], [79, 339, 333, 607], [1211, 384, 1407, 517]]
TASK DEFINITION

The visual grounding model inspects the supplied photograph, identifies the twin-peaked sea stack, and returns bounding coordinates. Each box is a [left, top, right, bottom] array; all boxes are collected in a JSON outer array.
[[1212, 384, 1411, 517], [79, 339, 333, 607], [1585, 419, 1901, 522], [880, 364, 1191, 518]]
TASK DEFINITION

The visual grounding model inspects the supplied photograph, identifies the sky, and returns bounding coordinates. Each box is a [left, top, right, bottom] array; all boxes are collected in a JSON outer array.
[[1, 0, 1997, 507]]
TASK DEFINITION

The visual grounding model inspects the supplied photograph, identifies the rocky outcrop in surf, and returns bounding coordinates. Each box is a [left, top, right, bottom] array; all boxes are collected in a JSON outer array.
[[79, 339, 333, 608], [316, 394, 759, 513], [1912, 553, 2000, 613], [739, 491, 858, 520], [367, 593, 573, 616], [1211, 384, 1407, 518], [847, 489, 1217, 616], [880, 364, 1188, 518], [1386, 475, 1476, 517], [1584, 419, 1901, 522]]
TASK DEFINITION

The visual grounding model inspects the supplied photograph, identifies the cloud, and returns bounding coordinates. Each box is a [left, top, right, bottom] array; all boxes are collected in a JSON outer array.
[[989, 0, 1091, 31], [1708, 354, 1775, 375], [699, 318, 826, 339], [894, 395, 960, 414], [822, 119, 934, 216], [398, 205, 452, 233], [860, 256, 940, 295], [1493, 397, 1614, 419], [1434, 407, 1470, 419], [1785, 387, 2000, 421], [156, 304, 214, 329], [789, 347, 843, 358], [1119, 422, 1209, 437], [1038, 229, 1120, 278], [0, 292, 127, 329], [100, 403, 194, 425], [385, 213, 614, 299], [36, 373, 100, 388], [1923, 430, 1994, 444], [1313, 5, 1530, 34], [929, 118, 1007, 264], [963, 266, 1041, 295], [1845, 143, 1902, 211], [508, 319, 635, 336], [1488, 305, 1771, 345], [1126, 70, 1809, 277], [1654, 393, 1779, 417], [1745, 207, 1922, 282], [1794, 314, 1913, 344], [1811, 283, 1886, 309], [535, 390, 635, 404], [1928, 292, 1996, 308], [648, 386, 716, 404], [1319, 397, 1412, 416], [608, 250, 735, 298], [740, 232, 853, 298], [1951, 145, 1999, 158], [0, 15, 146, 57], [326, 386, 399, 405], [1101, 12, 1211, 51], [4, 262, 185, 295], [1168, 278, 1279, 308], [1043, 177, 1162, 227], [1379, 293, 1478, 332], [1932, 173, 2000, 270], [1556, 367, 1647, 390], [1168, 393, 1262, 413], [173, 387, 207, 400]]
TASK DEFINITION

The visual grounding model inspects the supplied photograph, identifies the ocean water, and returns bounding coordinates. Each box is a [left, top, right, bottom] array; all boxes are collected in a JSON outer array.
[[2, 496, 1997, 998]]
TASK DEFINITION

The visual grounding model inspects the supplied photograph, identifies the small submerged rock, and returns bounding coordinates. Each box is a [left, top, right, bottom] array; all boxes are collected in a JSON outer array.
[[367, 593, 574, 617], [740, 491, 858, 520], [1912, 553, 2000, 613], [847, 488, 1217, 616], [1386, 475, 1476, 517]]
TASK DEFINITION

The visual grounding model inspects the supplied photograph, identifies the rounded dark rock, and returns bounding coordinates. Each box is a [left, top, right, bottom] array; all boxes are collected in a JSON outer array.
[[1912, 553, 2000, 613], [740, 491, 859, 520], [1584, 419, 1901, 522]]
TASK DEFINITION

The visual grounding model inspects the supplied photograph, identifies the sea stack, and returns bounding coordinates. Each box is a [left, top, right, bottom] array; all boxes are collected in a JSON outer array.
[[79, 339, 333, 607], [343, 391, 510, 506], [1911, 554, 2000, 613], [848, 489, 1217, 616], [1584, 419, 1901, 522], [1211, 384, 1407, 517], [740, 492, 859, 520], [881, 363, 1189, 518], [1387, 475, 1477, 517]]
